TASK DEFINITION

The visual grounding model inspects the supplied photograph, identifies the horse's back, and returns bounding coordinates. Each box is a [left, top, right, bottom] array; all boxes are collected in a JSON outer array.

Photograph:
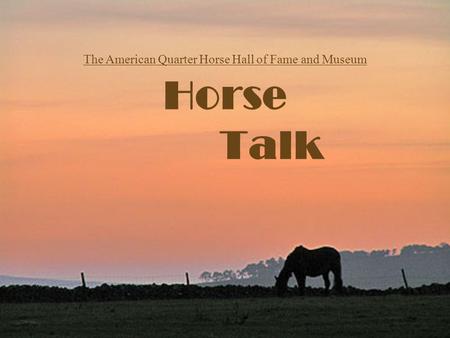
[[315, 246, 340, 258], [294, 246, 341, 276], [297, 246, 340, 258], [313, 247, 340, 264]]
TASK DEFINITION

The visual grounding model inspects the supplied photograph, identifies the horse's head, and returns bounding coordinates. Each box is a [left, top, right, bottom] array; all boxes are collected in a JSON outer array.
[[274, 267, 291, 297]]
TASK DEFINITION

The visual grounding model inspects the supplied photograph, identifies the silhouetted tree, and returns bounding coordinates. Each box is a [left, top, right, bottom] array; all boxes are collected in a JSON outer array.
[[199, 272, 212, 282], [212, 272, 224, 282], [370, 250, 390, 258]]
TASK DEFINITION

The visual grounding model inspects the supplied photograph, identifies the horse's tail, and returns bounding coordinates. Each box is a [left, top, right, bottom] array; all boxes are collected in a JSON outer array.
[[333, 256, 343, 292]]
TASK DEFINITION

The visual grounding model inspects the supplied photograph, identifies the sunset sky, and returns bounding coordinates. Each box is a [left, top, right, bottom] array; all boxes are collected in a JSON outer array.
[[1, 0, 449, 283]]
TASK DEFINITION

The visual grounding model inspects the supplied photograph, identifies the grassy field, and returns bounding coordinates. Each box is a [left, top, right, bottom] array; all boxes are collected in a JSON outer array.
[[1, 295, 449, 337]]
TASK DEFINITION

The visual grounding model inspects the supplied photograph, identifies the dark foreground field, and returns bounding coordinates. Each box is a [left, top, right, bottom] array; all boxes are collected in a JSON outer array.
[[1, 295, 449, 338]]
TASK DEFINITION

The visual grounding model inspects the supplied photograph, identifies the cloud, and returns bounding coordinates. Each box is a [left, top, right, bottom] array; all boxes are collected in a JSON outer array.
[[2, 131, 449, 171], [1, 0, 449, 40]]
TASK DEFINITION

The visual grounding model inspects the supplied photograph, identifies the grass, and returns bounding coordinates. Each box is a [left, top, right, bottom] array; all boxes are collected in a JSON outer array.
[[1, 295, 449, 337]]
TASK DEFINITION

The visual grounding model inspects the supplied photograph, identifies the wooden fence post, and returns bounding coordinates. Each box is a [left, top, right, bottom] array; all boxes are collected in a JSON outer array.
[[81, 272, 86, 288], [185, 272, 190, 286], [401, 268, 409, 289]]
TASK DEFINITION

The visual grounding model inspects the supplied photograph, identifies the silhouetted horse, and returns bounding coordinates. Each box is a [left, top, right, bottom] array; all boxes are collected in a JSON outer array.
[[275, 246, 343, 296]]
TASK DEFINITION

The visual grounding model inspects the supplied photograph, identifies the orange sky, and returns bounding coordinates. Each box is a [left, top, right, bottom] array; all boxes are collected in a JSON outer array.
[[1, 0, 449, 283]]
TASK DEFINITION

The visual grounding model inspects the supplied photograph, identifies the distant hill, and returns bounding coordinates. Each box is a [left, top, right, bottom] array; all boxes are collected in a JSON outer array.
[[199, 243, 450, 289], [0, 275, 99, 288]]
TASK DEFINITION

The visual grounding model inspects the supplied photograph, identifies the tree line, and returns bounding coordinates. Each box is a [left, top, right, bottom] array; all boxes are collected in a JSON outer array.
[[199, 243, 450, 289]]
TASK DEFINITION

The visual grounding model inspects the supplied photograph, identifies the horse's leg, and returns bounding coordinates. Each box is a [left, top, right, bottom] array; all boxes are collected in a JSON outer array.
[[293, 271, 306, 296], [332, 263, 343, 293], [322, 272, 330, 295]]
